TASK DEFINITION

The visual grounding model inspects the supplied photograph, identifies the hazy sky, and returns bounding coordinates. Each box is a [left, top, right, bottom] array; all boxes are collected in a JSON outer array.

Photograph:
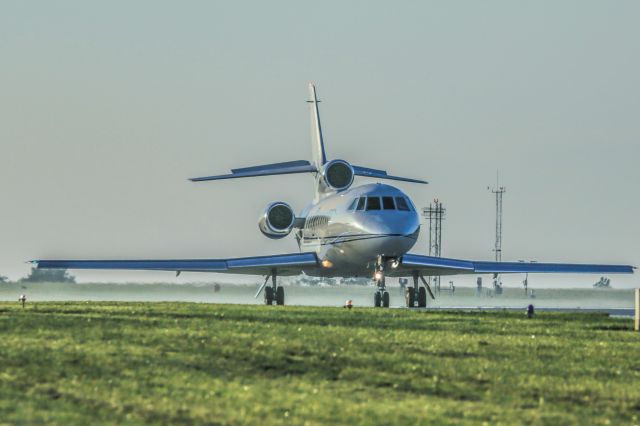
[[1, 1, 638, 288]]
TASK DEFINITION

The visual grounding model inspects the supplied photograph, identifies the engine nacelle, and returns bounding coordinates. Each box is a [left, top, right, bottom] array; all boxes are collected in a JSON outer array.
[[319, 159, 354, 193], [258, 202, 295, 239]]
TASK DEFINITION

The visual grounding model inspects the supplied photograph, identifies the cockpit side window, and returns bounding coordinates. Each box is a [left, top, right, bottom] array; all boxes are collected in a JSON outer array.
[[382, 196, 395, 210], [348, 198, 358, 210], [395, 197, 410, 211], [356, 197, 366, 211], [366, 197, 381, 211]]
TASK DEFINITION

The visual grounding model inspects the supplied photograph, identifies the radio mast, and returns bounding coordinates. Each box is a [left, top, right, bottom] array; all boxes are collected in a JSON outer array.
[[489, 172, 505, 293]]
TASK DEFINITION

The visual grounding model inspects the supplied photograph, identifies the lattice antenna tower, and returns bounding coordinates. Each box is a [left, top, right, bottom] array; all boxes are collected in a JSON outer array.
[[489, 171, 506, 290], [422, 199, 446, 257], [490, 173, 506, 261], [422, 200, 446, 292]]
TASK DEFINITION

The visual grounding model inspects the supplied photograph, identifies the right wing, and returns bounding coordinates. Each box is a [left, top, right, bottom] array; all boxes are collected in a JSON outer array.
[[33, 252, 320, 276]]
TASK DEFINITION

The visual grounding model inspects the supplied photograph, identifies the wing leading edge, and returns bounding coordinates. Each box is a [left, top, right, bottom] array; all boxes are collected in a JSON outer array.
[[394, 254, 635, 277], [33, 252, 320, 276]]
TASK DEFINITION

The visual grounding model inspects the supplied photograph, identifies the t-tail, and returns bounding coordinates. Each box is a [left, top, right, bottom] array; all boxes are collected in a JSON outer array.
[[189, 83, 428, 196], [308, 83, 327, 169]]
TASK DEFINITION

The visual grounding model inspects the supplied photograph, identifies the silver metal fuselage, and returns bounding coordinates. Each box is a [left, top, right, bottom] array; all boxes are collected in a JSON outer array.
[[296, 183, 420, 278]]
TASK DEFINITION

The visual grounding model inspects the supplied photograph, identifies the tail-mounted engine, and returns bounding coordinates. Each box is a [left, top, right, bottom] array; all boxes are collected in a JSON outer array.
[[258, 202, 295, 239], [318, 159, 354, 193]]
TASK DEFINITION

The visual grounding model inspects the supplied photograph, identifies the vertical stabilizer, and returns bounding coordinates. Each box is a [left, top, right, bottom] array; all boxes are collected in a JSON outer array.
[[308, 83, 327, 168]]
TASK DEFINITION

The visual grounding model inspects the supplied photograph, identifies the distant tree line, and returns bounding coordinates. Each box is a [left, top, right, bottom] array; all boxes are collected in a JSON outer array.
[[288, 276, 369, 286], [0, 268, 76, 284]]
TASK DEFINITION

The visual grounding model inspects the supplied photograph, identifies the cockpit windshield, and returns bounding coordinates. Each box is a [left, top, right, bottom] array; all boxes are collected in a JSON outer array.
[[366, 197, 381, 210], [350, 196, 414, 212], [395, 197, 410, 211], [382, 196, 395, 210]]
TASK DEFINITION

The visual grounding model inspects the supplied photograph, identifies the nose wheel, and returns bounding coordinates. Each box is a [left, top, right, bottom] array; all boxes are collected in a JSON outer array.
[[373, 256, 390, 308], [374, 289, 390, 308]]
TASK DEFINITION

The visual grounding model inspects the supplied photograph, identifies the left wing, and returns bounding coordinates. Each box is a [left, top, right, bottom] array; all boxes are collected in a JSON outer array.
[[33, 252, 320, 276], [390, 253, 635, 277]]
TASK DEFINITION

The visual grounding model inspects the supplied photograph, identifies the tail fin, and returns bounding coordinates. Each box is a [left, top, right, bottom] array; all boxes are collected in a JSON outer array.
[[308, 83, 327, 168]]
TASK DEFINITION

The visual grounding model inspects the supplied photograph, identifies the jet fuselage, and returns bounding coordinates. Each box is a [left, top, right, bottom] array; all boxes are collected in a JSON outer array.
[[296, 183, 420, 277]]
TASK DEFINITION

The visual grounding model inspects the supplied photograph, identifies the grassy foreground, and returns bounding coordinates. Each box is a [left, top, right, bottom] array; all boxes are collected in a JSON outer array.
[[0, 303, 638, 425]]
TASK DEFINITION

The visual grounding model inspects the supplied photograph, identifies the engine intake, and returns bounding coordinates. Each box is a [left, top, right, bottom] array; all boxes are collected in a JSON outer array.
[[321, 159, 354, 192], [259, 202, 295, 239]]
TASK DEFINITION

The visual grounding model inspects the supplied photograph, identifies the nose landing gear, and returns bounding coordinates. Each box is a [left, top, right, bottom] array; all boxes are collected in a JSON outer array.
[[374, 287, 390, 308], [373, 256, 390, 308]]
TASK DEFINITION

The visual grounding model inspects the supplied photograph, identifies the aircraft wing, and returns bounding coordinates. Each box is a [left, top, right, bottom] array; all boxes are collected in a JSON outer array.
[[33, 252, 320, 277], [391, 254, 635, 277]]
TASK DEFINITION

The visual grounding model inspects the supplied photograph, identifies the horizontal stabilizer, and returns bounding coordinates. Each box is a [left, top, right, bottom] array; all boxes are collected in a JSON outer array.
[[190, 160, 317, 182], [352, 165, 428, 184]]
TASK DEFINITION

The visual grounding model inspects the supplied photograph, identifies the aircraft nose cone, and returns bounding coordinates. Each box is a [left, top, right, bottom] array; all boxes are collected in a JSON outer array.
[[361, 214, 420, 256]]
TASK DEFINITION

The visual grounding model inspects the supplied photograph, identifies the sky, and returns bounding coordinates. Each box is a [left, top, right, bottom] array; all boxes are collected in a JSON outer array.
[[1, 1, 638, 288]]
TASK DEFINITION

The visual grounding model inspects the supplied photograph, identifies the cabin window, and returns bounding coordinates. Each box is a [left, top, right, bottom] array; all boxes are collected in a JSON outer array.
[[395, 197, 410, 211], [348, 198, 358, 210], [382, 196, 395, 210], [366, 197, 381, 211], [356, 197, 366, 211]]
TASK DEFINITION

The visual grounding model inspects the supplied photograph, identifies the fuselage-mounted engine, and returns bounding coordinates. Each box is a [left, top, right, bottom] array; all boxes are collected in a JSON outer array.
[[318, 159, 354, 194], [258, 202, 295, 239]]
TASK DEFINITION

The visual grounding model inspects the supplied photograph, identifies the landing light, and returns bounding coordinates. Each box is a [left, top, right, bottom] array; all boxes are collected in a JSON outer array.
[[374, 271, 383, 281], [321, 259, 333, 268]]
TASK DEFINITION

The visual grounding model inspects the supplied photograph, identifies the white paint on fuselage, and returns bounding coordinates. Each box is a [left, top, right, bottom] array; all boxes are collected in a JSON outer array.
[[296, 183, 420, 277]]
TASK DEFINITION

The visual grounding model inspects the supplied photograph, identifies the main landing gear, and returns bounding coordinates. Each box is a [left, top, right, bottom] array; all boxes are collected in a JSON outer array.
[[257, 269, 285, 306], [405, 272, 435, 308]]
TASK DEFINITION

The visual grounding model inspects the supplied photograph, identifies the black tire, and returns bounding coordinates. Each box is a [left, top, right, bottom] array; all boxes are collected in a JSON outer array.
[[276, 286, 285, 306], [418, 287, 427, 308], [264, 286, 274, 305], [382, 291, 390, 308], [374, 291, 381, 307], [405, 288, 415, 308]]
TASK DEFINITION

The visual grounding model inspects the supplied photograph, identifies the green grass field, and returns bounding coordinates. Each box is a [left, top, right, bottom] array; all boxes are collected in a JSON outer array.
[[0, 303, 638, 425]]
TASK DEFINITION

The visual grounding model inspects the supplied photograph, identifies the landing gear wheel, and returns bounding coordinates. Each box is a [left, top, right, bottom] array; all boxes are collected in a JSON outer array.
[[382, 291, 390, 308], [405, 288, 415, 308], [418, 287, 427, 308], [264, 286, 274, 305], [276, 286, 285, 306], [374, 291, 382, 307]]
